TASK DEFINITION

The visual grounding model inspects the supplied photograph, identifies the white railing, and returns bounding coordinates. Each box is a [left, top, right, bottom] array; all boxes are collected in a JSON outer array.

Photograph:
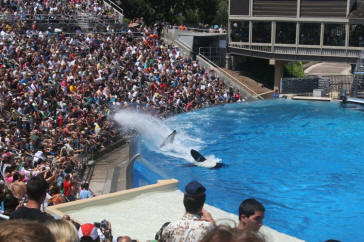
[[169, 25, 226, 34], [103, 0, 124, 16], [230, 42, 363, 58], [103, 0, 124, 23]]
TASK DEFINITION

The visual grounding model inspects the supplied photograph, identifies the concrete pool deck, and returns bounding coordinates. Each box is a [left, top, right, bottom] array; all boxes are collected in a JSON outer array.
[[88, 143, 130, 195], [46, 179, 304, 242], [291, 96, 331, 101]]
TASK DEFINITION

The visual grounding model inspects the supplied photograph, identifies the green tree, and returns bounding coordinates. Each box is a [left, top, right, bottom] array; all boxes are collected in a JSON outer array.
[[284, 61, 305, 78], [213, 0, 228, 26], [118, 0, 227, 26]]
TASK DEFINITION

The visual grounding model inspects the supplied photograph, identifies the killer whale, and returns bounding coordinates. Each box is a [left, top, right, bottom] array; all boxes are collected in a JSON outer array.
[[190, 149, 224, 169], [160, 130, 177, 148], [190, 149, 206, 162]]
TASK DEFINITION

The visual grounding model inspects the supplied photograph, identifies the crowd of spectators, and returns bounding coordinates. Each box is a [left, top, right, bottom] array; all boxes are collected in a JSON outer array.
[[175, 23, 227, 33], [0, 0, 119, 20], [0, 0, 246, 241]]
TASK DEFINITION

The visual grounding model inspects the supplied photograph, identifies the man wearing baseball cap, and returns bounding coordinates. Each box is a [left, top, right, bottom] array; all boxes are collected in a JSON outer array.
[[160, 180, 215, 242], [78, 223, 99, 242]]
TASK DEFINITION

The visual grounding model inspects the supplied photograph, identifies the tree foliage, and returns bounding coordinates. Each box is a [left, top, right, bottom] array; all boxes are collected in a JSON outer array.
[[118, 0, 228, 26], [284, 61, 305, 78]]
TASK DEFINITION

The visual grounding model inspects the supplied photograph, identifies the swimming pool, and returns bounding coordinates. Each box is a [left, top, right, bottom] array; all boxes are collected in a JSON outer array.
[[132, 100, 364, 242]]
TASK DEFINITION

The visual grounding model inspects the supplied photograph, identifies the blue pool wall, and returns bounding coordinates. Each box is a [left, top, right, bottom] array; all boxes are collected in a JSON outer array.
[[133, 161, 160, 187], [132, 135, 162, 187]]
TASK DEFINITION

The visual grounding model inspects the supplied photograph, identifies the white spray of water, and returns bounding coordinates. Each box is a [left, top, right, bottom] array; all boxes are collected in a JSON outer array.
[[113, 110, 221, 168]]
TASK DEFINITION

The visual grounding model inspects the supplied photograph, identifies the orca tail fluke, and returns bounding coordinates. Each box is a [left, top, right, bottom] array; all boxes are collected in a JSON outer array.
[[190, 149, 207, 162], [160, 130, 177, 148]]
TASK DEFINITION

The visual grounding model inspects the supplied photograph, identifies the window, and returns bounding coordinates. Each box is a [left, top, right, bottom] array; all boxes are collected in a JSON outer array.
[[299, 23, 320, 45], [252, 22, 271, 43], [349, 24, 364, 47], [276, 22, 296, 44], [324, 24, 345, 46], [230, 21, 249, 42]]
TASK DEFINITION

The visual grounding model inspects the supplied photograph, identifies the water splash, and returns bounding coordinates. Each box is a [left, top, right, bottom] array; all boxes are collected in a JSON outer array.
[[113, 110, 221, 168], [113, 110, 170, 147]]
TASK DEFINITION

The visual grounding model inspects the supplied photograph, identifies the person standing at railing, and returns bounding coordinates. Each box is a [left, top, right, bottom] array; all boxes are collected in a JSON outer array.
[[63, 174, 72, 201], [273, 89, 279, 99], [178, 24, 187, 31], [79, 182, 93, 199]]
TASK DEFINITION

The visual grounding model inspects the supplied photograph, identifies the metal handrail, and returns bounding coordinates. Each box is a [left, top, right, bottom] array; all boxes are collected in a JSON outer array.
[[62, 31, 143, 38], [256, 90, 274, 97], [230, 42, 364, 58], [169, 25, 226, 33], [198, 53, 262, 99], [0, 31, 143, 38], [103, 0, 124, 15], [174, 39, 192, 53]]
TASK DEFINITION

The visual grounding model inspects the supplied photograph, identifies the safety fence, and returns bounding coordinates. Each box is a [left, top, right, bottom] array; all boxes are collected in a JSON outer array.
[[168, 25, 226, 34], [79, 131, 127, 185], [199, 47, 226, 67], [280, 75, 354, 99]]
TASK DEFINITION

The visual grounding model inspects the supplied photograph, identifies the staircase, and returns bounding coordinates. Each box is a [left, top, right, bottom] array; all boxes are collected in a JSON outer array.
[[77, 15, 93, 32], [222, 68, 273, 98]]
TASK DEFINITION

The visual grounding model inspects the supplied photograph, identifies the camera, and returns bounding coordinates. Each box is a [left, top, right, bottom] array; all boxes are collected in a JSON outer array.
[[94, 219, 109, 230], [94, 219, 112, 241]]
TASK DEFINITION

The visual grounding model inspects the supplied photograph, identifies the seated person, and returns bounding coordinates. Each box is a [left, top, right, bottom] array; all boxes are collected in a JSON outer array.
[[10, 172, 27, 200], [161, 181, 215, 242], [237, 198, 265, 232], [10, 176, 54, 223], [0, 219, 56, 242], [3, 193, 19, 217], [45, 219, 79, 242]]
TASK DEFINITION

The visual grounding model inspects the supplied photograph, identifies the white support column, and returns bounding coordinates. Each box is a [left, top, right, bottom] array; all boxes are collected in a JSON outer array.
[[272, 21, 276, 45], [297, 0, 301, 18], [249, 0, 253, 16], [320, 22, 324, 47], [270, 59, 286, 91], [296, 22, 300, 46], [249, 21, 253, 44], [346, 0, 350, 17], [228, 19, 231, 44], [345, 23, 349, 48], [271, 21, 276, 52]]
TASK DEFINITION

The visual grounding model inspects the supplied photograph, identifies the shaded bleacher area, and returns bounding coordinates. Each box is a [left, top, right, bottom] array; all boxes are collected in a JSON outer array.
[[0, 0, 245, 240]]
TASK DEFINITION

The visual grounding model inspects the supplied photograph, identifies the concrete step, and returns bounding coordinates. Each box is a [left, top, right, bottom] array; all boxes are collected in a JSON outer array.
[[222, 68, 272, 95]]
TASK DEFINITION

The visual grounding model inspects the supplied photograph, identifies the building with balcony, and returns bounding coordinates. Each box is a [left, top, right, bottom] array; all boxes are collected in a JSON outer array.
[[228, 0, 364, 88]]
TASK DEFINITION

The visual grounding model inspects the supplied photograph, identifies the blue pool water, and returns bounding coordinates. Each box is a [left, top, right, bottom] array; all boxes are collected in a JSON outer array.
[[132, 100, 364, 242]]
